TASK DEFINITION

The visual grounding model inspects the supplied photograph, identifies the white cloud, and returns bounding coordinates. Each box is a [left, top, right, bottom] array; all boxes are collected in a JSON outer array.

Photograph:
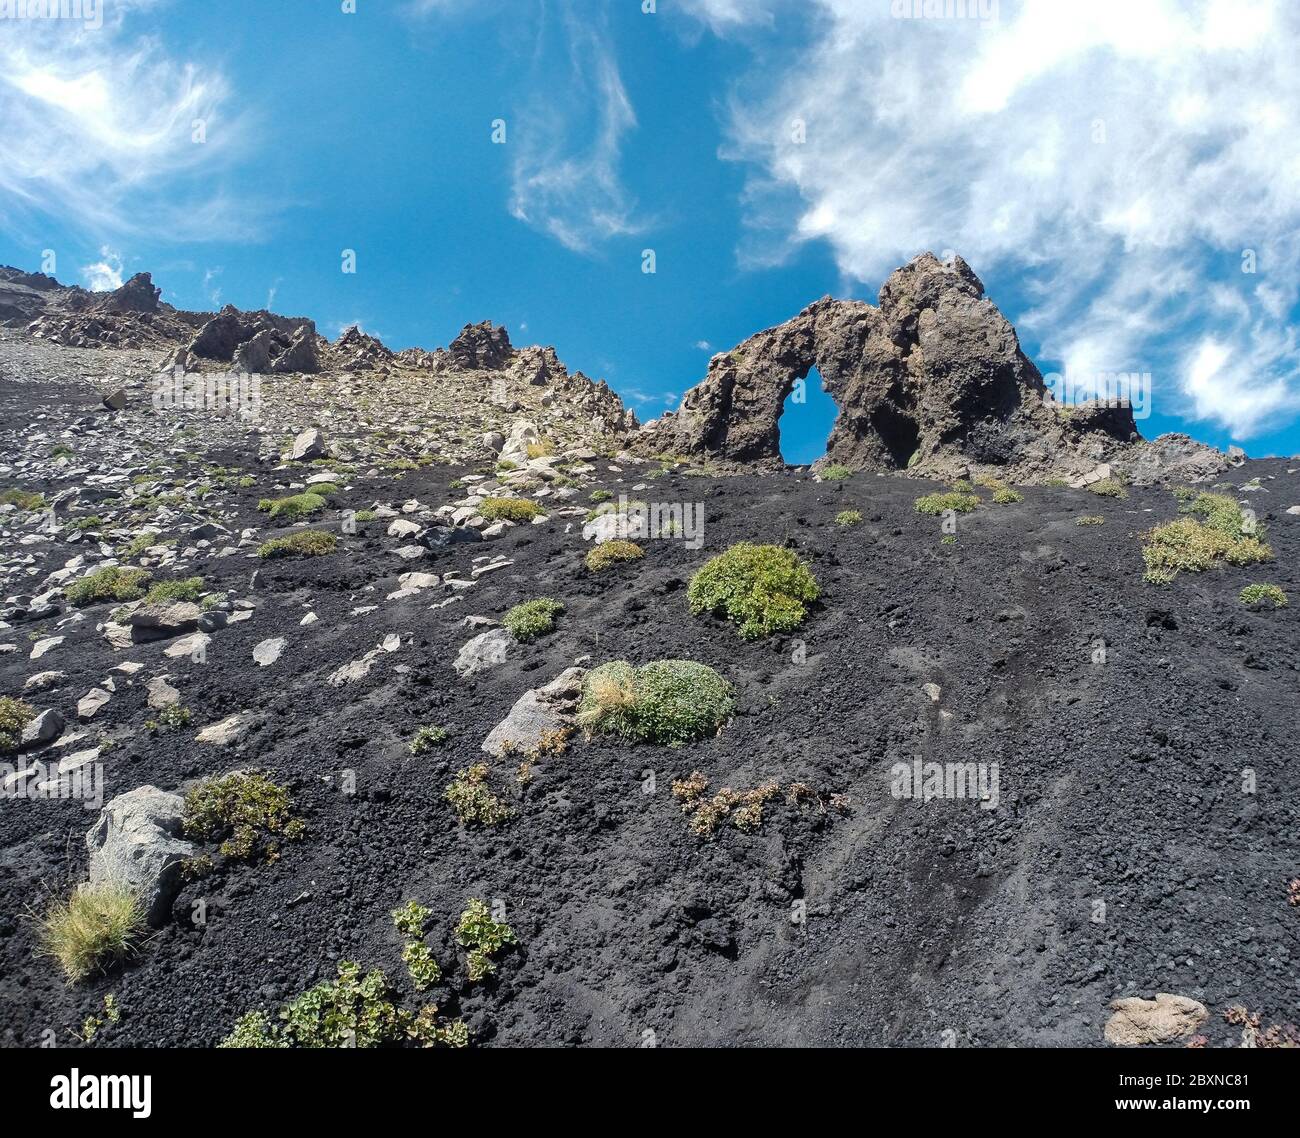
[[0, 2, 257, 242], [700, 0, 1300, 440], [80, 246, 123, 291], [414, 0, 641, 254]]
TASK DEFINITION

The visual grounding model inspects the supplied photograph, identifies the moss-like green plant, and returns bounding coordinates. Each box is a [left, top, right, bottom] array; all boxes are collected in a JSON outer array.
[[835, 509, 863, 527], [479, 497, 544, 523], [579, 659, 734, 747], [456, 899, 516, 983], [495, 460, 518, 472], [1240, 583, 1287, 609], [585, 540, 644, 572], [820, 464, 853, 481], [354, 509, 377, 522], [0, 488, 45, 511], [1087, 478, 1128, 499], [40, 883, 146, 983], [258, 530, 337, 559], [445, 763, 513, 826], [0, 696, 34, 753], [259, 492, 327, 520], [589, 489, 613, 503], [182, 771, 305, 862], [992, 487, 1023, 504], [218, 961, 466, 1049], [1076, 515, 1105, 526], [409, 725, 448, 754], [914, 492, 979, 516], [687, 542, 819, 640], [143, 576, 204, 605], [1142, 494, 1271, 583], [120, 533, 160, 560], [503, 598, 564, 643], [67, 566, 151, 607]]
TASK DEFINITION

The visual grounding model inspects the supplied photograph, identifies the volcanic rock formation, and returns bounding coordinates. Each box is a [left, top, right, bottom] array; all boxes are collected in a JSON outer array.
[[636, 252, 1225, 484]]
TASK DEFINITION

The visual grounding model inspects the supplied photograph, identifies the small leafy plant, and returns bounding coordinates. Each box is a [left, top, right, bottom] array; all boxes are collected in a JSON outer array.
[[503, 598, 564, 642], [259, 492, 327, 520], [182, 771, 305, 862], [1240, 583, 1287, 609], [915, 492, 979, 516], [819, 464, 853, 481], [456, 898, 516, 983], [445, 763, 513, 826], [835, 509, 862, 527], [143, 576, 204, 605], [687, 542, 820, 639], [409, 725, 449, 754], [0, 696, 34, 753]]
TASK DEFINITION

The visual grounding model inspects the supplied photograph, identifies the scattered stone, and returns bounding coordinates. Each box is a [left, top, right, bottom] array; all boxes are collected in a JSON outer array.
[[1103, 994, 1209, 1046], [30, 636, 63, 660], [85, 785, 194, 927], [146, 675, 181, 709], [77, 687, 111, 721], [253, 637, 286, 667], [195, 712, 255, 746], [20, 708, 64, 747], [481, 667, 585, 758]]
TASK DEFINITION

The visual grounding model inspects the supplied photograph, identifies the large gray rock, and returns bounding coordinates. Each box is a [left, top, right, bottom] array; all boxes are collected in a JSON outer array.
[[86, 785, 194, 927], [127, 601, 202, 642], [481, 666, 585, 758], [290, 427, 328, 461], [454, 627, 516, 679], [20, 708, 64, 747]]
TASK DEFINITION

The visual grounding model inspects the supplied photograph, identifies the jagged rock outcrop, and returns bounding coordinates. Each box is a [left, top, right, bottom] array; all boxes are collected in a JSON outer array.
[[188, 305, 319, 373], [636, 252, 1225, 484], [94, 272, 161, 315], [450, 320, 514, 370], [335, 325, 394, 372]]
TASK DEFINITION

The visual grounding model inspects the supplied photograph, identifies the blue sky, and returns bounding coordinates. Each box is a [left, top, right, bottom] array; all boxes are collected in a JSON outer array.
[[2, 0, 1299, 461]]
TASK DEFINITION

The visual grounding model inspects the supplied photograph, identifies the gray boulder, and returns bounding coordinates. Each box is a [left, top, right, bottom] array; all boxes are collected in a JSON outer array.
[[127, 601, 202, 642], [86, 785, 194, 927], [290, 427, 328, 461], [454, 627, 516, 679], [481, 666, 585, 758]]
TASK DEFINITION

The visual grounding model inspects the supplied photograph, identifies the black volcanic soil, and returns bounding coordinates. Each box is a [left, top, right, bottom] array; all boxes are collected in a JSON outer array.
[[1, 376, 1298, 1048]]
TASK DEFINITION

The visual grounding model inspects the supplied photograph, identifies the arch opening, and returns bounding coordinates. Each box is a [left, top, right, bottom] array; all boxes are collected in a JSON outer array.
[[778, 366, 839, 466], [871, 404, 921, 468]]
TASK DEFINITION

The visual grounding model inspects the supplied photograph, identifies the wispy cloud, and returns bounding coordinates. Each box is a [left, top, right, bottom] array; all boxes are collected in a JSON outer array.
[[697, 0, 1300, 439], [0, 2, 258, 244], [414, 0, 641, 254]]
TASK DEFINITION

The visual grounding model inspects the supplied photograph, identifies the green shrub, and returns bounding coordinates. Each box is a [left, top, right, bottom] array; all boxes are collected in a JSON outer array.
[[41, 883, 146, 983], [1142, 513, 1271, 584], [585, 540, 644, 572], [589, 489, 613, 503], [258, 530, 337, 559], [260, 492, 327, 520], [1240, 583, 1287, 609], [445, 763, 513, 826], [503, 598, 564, 642], [1088, 478, 1128, 499], [120, 533, 160, 560], [914, 492, 979, 516], [992, 487, 1023, 504], [392, 900, 432, 939], [820, 464, 852, 481], [456, 898, 516, 983], [495, 460, 518, 472], [1076, 515, 1105, 526], [579, 659, 734, 746], [0, 696, 34, 753], [835, 510, 863, 527], [146, 704, 192, 733], [479, 497, 544, 523], [0, 488, 45, 511], [219, 961, 466, 1049], [144, 576, 204, 605], [687, 542, 820, 639], [67, 566, 151, 607], [182, 771, 305, 862], [409, 725, 449, 754], [354, 509, 377, 522]]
